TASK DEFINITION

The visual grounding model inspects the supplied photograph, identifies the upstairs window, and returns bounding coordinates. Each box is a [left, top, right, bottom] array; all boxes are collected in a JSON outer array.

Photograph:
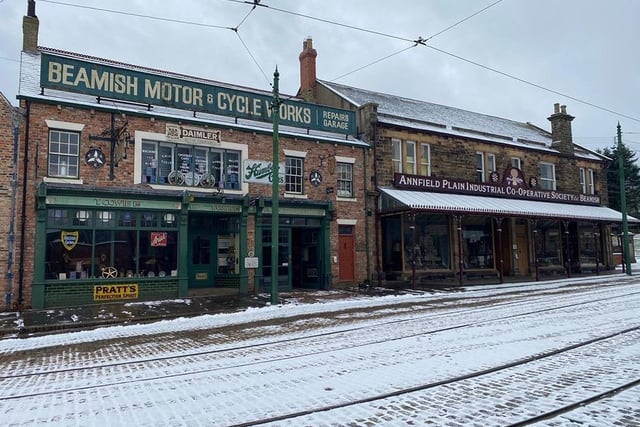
[[476, 152, 485, 182], [511, 157, 522, 169], [579, 168, 586, 193], [540, 162, 556, 190], [337, 162, 354, 198], [49, 130, 80, 178], [285, 156, 304, 194], [141, 141, 240, 189], [405, 141, 416, 174], [588, 169, 595, 194], [391, 139, 402, 173], [420, 144, 431, 176]]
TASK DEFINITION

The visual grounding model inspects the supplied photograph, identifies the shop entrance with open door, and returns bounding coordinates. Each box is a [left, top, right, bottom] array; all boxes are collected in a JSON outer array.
[[188, 214, 239, 289], [261, 226, 322, 291]]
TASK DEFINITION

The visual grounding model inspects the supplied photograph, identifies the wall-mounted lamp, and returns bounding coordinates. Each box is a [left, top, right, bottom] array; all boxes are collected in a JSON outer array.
[[98, 211, 112, 222], [76, 210, 90, 223], [163, 213, 176, 224]]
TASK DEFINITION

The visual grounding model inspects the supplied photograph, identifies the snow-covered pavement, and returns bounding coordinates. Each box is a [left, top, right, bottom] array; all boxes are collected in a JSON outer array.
[[1, 275, 639, 426]]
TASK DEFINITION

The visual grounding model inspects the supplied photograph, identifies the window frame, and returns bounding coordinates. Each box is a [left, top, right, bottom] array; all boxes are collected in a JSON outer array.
[[579, 167, 586, 193], [587, 169, 595, 194], [476, 152, 485, 182], [511, 157, 522, 169], [48, 129, 81, 179], [405, 140, 417, 174], [391, 138, 402, 173], [336, 161, 354, 198], [285, 156, 304, 194], [420, 143, 431, 176], [539, 162, 556, 191]]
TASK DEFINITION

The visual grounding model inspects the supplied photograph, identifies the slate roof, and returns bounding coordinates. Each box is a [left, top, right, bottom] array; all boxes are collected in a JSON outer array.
[[319, 80, 607, 161]]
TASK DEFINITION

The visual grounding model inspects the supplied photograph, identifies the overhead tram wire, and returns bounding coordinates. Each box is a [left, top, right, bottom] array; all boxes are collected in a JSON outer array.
[[234, 31, 272, 88], [39, 0, 233, 30], [329, 43, 420, 83], [41, 0, 640, 125]]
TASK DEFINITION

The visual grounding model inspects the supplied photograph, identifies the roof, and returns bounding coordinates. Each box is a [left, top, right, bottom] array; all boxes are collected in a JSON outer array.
[[379, 187, 636, 223], [319, 80, 606, 161]]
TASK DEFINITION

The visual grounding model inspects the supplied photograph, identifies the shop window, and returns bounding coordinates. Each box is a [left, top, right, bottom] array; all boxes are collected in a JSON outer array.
[[577, 222, 601, 268], [535, 220, 563, 270], [285, 156, 304, 194], [217, 234, 238, 274], [48, 130, 80, 178], [404, 214, 451, 270], [337, 162, 353, 198], [540, 162, 556, 190], [462, 217, 494, 269], [45, 209, 178, 279], [141, 140, 240, 189]]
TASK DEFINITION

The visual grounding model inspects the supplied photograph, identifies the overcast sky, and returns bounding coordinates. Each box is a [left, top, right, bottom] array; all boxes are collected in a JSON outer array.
[[1, 0, 639, 152]]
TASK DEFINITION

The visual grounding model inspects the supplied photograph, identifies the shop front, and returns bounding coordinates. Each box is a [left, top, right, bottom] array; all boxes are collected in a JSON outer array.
[[379, 172, 632, 286], [33, 183, 251, 308]]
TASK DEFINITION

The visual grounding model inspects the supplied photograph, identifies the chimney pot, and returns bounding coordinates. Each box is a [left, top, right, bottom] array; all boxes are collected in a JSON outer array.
[[560, 105, 567, 114], [554, 103, 560, 114]]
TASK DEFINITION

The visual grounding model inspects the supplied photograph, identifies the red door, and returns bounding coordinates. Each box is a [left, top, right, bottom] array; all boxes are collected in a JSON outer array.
[[338, 235, 355, 281]]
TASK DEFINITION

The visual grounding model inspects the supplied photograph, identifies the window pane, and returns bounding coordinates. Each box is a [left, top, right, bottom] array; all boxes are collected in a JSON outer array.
[[49, 130, 80, 178], [286, 157, 304, 193], [337, 162, 353, 197]]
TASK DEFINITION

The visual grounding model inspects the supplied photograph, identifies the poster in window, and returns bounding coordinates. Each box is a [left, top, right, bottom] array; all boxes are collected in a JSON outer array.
[[150, 232, 168, 247]]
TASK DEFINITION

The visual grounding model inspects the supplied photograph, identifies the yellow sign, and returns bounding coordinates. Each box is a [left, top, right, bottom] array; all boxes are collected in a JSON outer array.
[[93, 284, 139, 301], [61, 231, 79, 251]]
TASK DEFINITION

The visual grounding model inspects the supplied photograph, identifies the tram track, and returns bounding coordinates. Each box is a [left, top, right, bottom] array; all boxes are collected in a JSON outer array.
[[2, 284, 639, 383], [1, 287, 638, 402], [229, 327, 640, 426]]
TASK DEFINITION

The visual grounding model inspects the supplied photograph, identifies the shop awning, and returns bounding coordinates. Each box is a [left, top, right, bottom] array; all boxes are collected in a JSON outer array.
[[379, 187, 638, 223]]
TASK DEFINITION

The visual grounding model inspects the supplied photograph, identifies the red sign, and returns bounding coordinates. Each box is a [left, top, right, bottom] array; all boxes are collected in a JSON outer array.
[[150, 232, 168, 247]]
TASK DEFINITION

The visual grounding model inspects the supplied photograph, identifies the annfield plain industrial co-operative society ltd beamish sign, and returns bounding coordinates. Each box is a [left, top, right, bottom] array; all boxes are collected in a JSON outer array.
[[40, 53, 356, 135]]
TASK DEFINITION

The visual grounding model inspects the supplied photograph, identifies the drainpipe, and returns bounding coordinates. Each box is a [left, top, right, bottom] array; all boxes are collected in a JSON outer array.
[[5, 109, 23, 310], [363, 145, 371, 284], [17, 101, 31, 310]]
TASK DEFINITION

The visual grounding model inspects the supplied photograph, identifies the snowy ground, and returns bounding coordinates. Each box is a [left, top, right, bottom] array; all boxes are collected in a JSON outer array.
[[1, 275, 639, 426]]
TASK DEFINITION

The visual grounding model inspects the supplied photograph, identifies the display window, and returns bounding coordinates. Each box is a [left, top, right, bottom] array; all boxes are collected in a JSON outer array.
[[45, 209, 178, 279]]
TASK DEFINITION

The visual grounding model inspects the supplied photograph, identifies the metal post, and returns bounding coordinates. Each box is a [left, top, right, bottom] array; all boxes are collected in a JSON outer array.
[[457, 215, 464, 286], [409, 212, 416, 290], [564, 221, 571, 278], [593, 223, 600, 275], [271, 68, 281, 304], [495, 217, 504, 284], [617, 123, 632, 275]]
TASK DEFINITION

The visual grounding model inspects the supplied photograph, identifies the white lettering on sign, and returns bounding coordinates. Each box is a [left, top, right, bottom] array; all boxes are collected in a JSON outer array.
[[48, 61, 138, 96], [144, 80, 203, 106]]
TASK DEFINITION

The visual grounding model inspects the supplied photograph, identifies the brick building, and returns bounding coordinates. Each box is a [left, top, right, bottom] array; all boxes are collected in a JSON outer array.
[[12, 4, 373, 309], [297, 37, 633, 287], [0, 92, 21, 310]]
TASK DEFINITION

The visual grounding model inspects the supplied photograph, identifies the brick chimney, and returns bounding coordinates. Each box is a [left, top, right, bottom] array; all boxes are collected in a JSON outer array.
[[547, 103, 575, 155], [298, 37, 317, 102], [23, 0, 39, 52]]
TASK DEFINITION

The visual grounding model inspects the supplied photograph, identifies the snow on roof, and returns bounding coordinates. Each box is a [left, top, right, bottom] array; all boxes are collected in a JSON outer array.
[[319, 80, 606, 161]]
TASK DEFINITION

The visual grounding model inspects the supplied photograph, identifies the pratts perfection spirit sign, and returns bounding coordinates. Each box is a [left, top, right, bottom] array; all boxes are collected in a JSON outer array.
[[40, 53, 356, 135]]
